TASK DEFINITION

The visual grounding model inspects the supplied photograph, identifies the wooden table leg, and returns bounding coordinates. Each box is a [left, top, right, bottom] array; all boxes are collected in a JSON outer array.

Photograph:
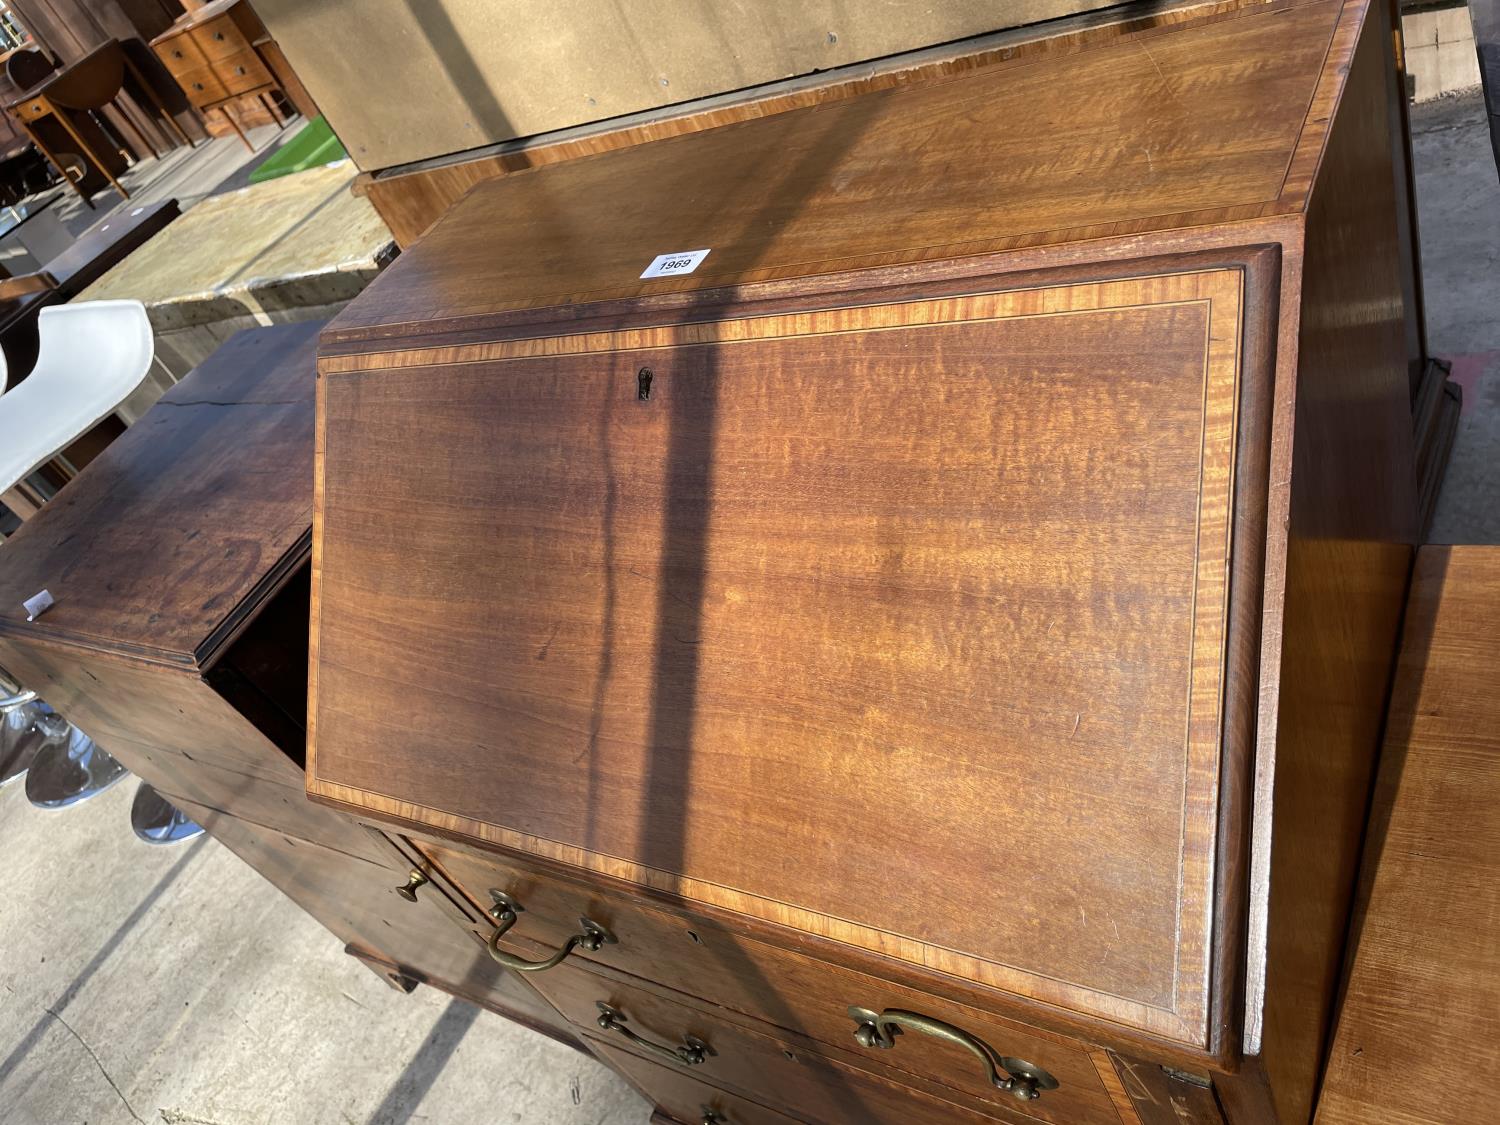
[[218, 104, 252, 152], [111, 99, 159, 161], [122, 55, 194, 150], [14, 117, 92, 208], [52, 105, 129, 201]]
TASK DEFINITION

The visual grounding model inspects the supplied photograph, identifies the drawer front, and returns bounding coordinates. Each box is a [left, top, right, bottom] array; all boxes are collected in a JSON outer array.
[[15, 97, 47, 122], [415, 840, 1126, 1123], [534, 959, 1106, 1125], [211, 48, 273, 95], [190, 16, 252, 61], [594, 1036, 1033, 1125], [172, 796, 575, 1042], [155, 34, 207, 75], [173, 65, 227, 105]]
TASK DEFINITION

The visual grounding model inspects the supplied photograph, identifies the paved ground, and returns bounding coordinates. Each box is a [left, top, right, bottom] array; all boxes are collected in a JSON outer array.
[[0, 88, 1496, 1125], [1415, 90, 1500, 544]]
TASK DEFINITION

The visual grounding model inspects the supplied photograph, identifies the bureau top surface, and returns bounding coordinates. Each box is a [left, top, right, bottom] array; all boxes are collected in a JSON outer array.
[[323, 0, 1347, 347], [0, 322, 320, 670]]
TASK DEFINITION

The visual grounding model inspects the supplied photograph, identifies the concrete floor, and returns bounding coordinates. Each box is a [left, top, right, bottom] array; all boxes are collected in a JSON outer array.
[[1415, 91, 1500, 544], [0, 88, 1497, 1125], [0, 780, 647, 1125]]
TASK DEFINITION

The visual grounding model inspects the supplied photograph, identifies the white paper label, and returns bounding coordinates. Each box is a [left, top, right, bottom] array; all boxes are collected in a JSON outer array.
[[640, 249, 711, 279]]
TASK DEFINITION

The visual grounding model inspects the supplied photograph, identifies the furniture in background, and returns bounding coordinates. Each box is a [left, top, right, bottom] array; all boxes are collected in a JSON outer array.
[[304, 1, 1421, 1122], [75, 162, 391, 385], [0, 195, 176, 522], [150, 0, 316, 152], [1314, 546, 1500, 1125], [3, 42, 189, 206], [0, 320, 584, 1047], [0, 299, 154, 521]]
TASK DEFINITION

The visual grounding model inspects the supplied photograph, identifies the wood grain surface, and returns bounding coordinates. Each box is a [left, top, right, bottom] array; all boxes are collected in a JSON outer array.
[[312, 270, 1250, 1045], [416, 835, 1126, 1123], [0, 322, 321, 668], [323, 0, 1340, 342], [1315, 547, 1500, 1125], [351, 0, 1257, 249], [1242, 2, 1420, 1118], [530, 957, 1127, 1125]]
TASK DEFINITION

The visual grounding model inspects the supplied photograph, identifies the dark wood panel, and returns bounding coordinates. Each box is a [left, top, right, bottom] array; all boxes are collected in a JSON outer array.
[[312, 271, 1249, 1044], [0, 322, 321, 668], [1316, 547, 1500, 1125], [1245, 3, 1420, 1121], [324, 0, 1339, 340], [1105, 1053, 1224, 1124]]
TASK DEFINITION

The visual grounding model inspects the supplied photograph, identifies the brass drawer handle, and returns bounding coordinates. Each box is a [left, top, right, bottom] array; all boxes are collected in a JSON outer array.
[[848, 1006, 1060, 1102], [486, 889, 616, 972], [596, 1002, 714, 1067], [393, 869, 428, 902], [700, 1108, 728, 1124]]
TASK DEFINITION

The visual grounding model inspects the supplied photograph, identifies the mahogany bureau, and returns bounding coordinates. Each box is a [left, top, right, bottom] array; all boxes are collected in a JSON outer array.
[[304, 1, 1423, 1123]]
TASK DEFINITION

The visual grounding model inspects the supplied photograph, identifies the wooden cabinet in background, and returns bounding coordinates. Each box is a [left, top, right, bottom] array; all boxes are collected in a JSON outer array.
[[305, 1, 1422, 1122], [150, 0, 317, 148]]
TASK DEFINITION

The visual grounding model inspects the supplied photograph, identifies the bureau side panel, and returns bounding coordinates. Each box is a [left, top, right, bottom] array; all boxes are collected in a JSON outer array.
[[1249, 4, 1420, 1121]]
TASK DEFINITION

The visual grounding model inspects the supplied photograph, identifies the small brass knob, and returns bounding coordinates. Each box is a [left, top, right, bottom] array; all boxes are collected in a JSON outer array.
[[394, 869, 428, 902], [701, 1110, 728, 1125]]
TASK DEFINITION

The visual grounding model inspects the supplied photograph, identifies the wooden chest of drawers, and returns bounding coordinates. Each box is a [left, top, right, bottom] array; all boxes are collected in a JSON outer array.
[[150, 0, 316, 144], [304, 1, 1422, 1121]]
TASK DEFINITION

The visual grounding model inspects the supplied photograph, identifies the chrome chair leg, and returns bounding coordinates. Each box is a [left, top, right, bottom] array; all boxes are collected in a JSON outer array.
[[24, 715, 127, 808], [130, 782, 203, 845], [0, 699, 49, 787]]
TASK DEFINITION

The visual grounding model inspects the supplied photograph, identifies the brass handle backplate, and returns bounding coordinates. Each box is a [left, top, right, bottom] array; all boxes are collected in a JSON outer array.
[[848, 1006, 1060, 1102], [393, 869, 428, 902], [596, 1002, 714, 1067], [486, 889, 616, 972]]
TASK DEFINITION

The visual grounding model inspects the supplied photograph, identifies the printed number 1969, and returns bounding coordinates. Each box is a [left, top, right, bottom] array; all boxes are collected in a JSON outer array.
[[640, 248, 711, 279]]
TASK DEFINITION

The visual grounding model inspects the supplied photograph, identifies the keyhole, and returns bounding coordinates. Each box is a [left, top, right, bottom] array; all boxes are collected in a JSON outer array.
[[637, 368, 653, 401]]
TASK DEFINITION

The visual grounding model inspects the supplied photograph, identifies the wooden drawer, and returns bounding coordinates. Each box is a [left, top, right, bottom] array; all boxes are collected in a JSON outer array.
[[172, 64, 227, 105], [171, 795, 576, 1043], [211, 48, 273, 95], [594, 1035, 1047, 1125], [14, 97, 47, 122], [532, 959, 1117, 1125], [413, 839, 1125, 1122], [190, 15, 252, 61], [154, 33, 207, 76]]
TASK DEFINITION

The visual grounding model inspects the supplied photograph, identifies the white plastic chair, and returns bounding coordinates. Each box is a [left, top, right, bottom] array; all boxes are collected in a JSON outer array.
[[0, 299, 154, 498]]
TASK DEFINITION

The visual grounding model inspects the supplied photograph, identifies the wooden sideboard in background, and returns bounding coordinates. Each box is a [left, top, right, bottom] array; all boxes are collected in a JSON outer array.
[[149, 0, 316, 148]]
